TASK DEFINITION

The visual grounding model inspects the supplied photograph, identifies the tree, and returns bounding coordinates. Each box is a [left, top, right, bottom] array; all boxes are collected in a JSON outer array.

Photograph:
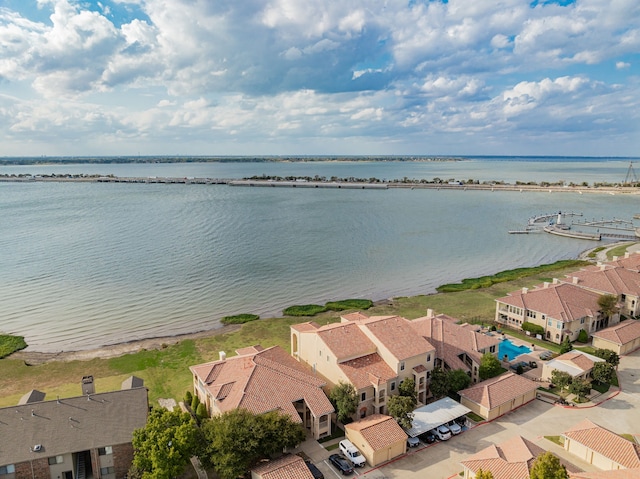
[[132, 408, 202, 479], [330, 382, 358, 423], [475, 469, 495, 479], [594, 348, 620, 367], [529, 452, 568, 479], [577, 329, 589, 343], [200, 409, 305, 479], [429, 367, 449, 399], [591, 361, 615, 384], [568, 377, 591, 401], [387, 395, 415, 429], [598, 294, 619, 323], [196, 402, 209, 421], [559, 337, 573, 354], [479, 352, 502, 380], [447, 369, 471, 394], [551, 370, 572, 392], [398, 377, 417, 406]]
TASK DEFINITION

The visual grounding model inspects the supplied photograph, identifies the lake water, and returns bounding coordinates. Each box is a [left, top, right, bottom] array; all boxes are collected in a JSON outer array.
[[1, 157, 639, 352]]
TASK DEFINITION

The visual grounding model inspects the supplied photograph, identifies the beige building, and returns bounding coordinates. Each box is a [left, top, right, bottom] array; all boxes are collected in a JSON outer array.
[[461, 435, 581, 479], [410, 311, 501, 384], [541, 350, 606, 381], [291, 314, 435, 418], [189, 345, 334, 439], [458, 372, 538, 421], [592, 320, 640, 355], [495, 281, 614, 344], [563, 419, 640, 471], [0, 376, 148, 479], [251, 454, 313, 479], [344, 414, 407, 467]]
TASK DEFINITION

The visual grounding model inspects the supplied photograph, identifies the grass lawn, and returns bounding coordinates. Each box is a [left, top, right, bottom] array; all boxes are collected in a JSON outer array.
[[0, 257, 621, 408]]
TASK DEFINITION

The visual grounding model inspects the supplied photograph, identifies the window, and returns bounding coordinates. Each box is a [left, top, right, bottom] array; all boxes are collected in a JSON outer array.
[[400, 361, 405, 371], [48, 456, 64, 465], [557, 321, 562, 329], [426, 371, 431, 379], [542, 315, 546, 320], [390, 381, 396, 391], [489, 345, 496, 353], [0, 465, 15, 475], [361, 392, 366, 401], [426, 353, 431, 362], [548, 319, 552, 326], [580, 318, 585, 324], [98, 447, 113, 456], [100, 467, 115, 475]]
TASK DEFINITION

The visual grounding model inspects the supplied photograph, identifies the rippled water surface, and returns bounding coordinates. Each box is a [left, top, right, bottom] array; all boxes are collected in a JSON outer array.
[[1, 159, 639, 352]]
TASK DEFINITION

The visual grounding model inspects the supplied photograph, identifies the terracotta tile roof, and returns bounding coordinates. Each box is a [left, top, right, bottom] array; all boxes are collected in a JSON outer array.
[[413, 364, 427, 373], [345, 414, 408, 450], [461, 436, 581, 479], [606, 251, 640, 271], [290, 322, 322, 332], [190, 345, 334, 422], [252, 454, 314, 479], [570, 469, 640, 479], [592, 320, 640, 346], [355, 315, 435, 360], [564, 266, 640, 297], [552, 351, 603, 372], [458, 372, 538, 410], [338, 353, 397, 389], [563, 419, 640, 469], [341, 312, 370, 321], [316, 322, 377, 361], [496, 282, 601, 323]]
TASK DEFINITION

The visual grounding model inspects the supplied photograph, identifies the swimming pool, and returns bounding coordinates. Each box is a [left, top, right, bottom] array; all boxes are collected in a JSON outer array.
[[498, 339, 532, 361]]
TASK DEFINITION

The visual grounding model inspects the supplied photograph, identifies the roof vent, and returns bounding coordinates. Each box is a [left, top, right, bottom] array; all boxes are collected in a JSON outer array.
[[33, 444, 42, 452]]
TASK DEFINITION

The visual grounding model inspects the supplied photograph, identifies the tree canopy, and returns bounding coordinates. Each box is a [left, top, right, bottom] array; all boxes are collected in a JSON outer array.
[[398, 377, 417, 405], [551, 370, 572, 392], [200, 409, 305, 479], [429, 367, 449, 399], [387, 395, 415, 429], [597, 294, 619, 320], [474, 469, 495, 479], [594, 348, 620, 367], [448, 369, 471, 394], [479, 352, 503, 380], [529, 452, 568, 479], [559, 337, 573, 354], [131, 408, 202, 479], [330, 382, 358, 423], [591, 361, 615, 384]]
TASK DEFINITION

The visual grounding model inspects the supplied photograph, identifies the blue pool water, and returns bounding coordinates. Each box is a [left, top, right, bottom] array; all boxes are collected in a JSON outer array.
[[498, 339, 532, 361]]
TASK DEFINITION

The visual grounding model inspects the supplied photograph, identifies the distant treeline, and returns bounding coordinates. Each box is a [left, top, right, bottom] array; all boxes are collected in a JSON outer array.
[[0, 156, 466, 165]]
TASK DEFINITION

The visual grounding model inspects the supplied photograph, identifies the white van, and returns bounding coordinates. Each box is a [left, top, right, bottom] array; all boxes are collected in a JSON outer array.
[[339, 439, 366, 467]]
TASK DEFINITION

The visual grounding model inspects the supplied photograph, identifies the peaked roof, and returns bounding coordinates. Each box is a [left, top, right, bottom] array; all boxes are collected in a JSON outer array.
[[592, 319, 640, 346], [564, 266, 640, 297], [570, 469, 640, 479], [348, 314, 436, 361], [338, 353, 397, 390], [312, 321, 378, 361], [251, 454, 314, 479], [345, 414, 408, 450], [496, 282, 602, 323], [563, 419, 640, 469], [545, 351, 604, 376], [606, 251, 640, 272], [190, 345, 334, 422], [461, 436, 580, 479], [459, 372, 538, 410]]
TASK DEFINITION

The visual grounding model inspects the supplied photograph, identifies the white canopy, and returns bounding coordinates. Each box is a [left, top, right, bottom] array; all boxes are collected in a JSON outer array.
[[405, 397, 471, 437]]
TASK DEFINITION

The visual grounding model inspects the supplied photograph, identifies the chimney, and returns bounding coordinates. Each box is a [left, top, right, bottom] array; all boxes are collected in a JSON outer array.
[[600, 264, 606, 271], [543, 282, 550, 288], [522, 287, 528, 294], [82, 375, 95, 395], [572, 277, 579, 284], [625, 252, 630, 258], [553, 278, 559, 284], [612, 256, 619, 261], [426, 308, 434, 318], [219, 351, 226, 361]]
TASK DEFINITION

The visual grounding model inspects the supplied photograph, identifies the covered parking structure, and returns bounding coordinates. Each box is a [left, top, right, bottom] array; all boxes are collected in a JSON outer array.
[[404, 397, 471, 437]]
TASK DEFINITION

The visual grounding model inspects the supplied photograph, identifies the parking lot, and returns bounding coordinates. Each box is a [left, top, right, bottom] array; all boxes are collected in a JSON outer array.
[[299, 349, 640, 479]]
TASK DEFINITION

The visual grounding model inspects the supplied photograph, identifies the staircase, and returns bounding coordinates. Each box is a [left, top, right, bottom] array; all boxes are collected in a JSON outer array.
[[76, 453, 86, 479]]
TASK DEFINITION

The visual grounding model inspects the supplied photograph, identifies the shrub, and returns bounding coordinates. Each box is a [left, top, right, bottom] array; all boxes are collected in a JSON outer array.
[[577, 329, 588, 343], [191, 394, 200, 411], [522, 322, 545, 336], [184, 390, 193, 405], [221, 313, 260, 325], [196, 402, 208, 420], [0, 334, 27, 359], [325, 299, 373, 311], [282, 304, 327, 316]]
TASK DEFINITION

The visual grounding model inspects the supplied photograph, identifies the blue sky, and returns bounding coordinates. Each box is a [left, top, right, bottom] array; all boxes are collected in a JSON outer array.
[[0, 0, 638, 156]]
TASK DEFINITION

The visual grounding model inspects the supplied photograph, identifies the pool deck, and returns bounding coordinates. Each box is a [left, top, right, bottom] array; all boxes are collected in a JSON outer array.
[[497, 335, 550, 383]]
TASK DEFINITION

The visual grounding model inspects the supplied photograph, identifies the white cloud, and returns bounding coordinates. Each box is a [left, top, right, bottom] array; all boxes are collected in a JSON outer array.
[[616, 61, 631, 69]]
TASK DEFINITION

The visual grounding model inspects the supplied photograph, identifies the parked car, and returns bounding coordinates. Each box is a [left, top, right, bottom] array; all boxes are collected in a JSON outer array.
[[338, 440, 366, 467], [305, 461, 324, 479], [454, 416, 467, 427], [432, 425, 452, 441], [329, 454, 354, 475], [448, 421, 462, 435], [418, 431, 437, 444], [407, 436, 420, 448]]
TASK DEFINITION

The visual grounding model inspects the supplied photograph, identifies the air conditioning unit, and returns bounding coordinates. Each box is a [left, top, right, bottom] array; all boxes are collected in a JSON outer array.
[[33, 444, 42, 452]]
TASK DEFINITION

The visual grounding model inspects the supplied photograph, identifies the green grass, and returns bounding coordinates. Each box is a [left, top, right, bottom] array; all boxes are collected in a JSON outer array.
[[325, 299, 373, 311], [544, 435, 564, 446], [283, 304, 327, 316], [588, 247, 606, 259], [466, 412, 485, 423], [607, 243, 638, 260], [221, 314, 260, 325], [0, 259, 598, 408], [0, 335, 27, 359], [591, 381, 610, 394]]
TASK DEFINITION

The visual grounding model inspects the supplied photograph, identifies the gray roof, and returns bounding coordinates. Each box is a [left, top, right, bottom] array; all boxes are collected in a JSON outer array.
[[0, 387, 148, 465]]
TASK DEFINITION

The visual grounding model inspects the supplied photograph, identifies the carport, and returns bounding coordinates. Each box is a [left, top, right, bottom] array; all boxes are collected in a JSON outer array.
[[404, 397, 471, 437]]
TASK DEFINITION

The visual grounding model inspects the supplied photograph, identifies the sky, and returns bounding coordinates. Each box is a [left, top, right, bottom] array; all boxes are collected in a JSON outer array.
[[0, 0, 639, 157]]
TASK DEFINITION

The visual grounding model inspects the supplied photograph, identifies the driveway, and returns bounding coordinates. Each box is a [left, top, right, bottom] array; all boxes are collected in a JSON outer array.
[[356, 349, 640, 479]]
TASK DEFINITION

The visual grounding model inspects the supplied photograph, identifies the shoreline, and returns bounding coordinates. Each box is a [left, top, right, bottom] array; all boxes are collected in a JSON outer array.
[[8, 243, 636, 365]]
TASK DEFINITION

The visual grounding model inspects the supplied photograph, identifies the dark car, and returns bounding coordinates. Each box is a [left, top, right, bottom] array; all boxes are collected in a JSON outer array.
[[305, 461, 324, 479], [329, 454, 354, 475], [418, 431, 437, 444]]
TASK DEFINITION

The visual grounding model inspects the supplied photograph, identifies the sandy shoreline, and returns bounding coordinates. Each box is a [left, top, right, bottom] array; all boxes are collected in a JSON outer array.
[[8, 242, 638, 365]]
